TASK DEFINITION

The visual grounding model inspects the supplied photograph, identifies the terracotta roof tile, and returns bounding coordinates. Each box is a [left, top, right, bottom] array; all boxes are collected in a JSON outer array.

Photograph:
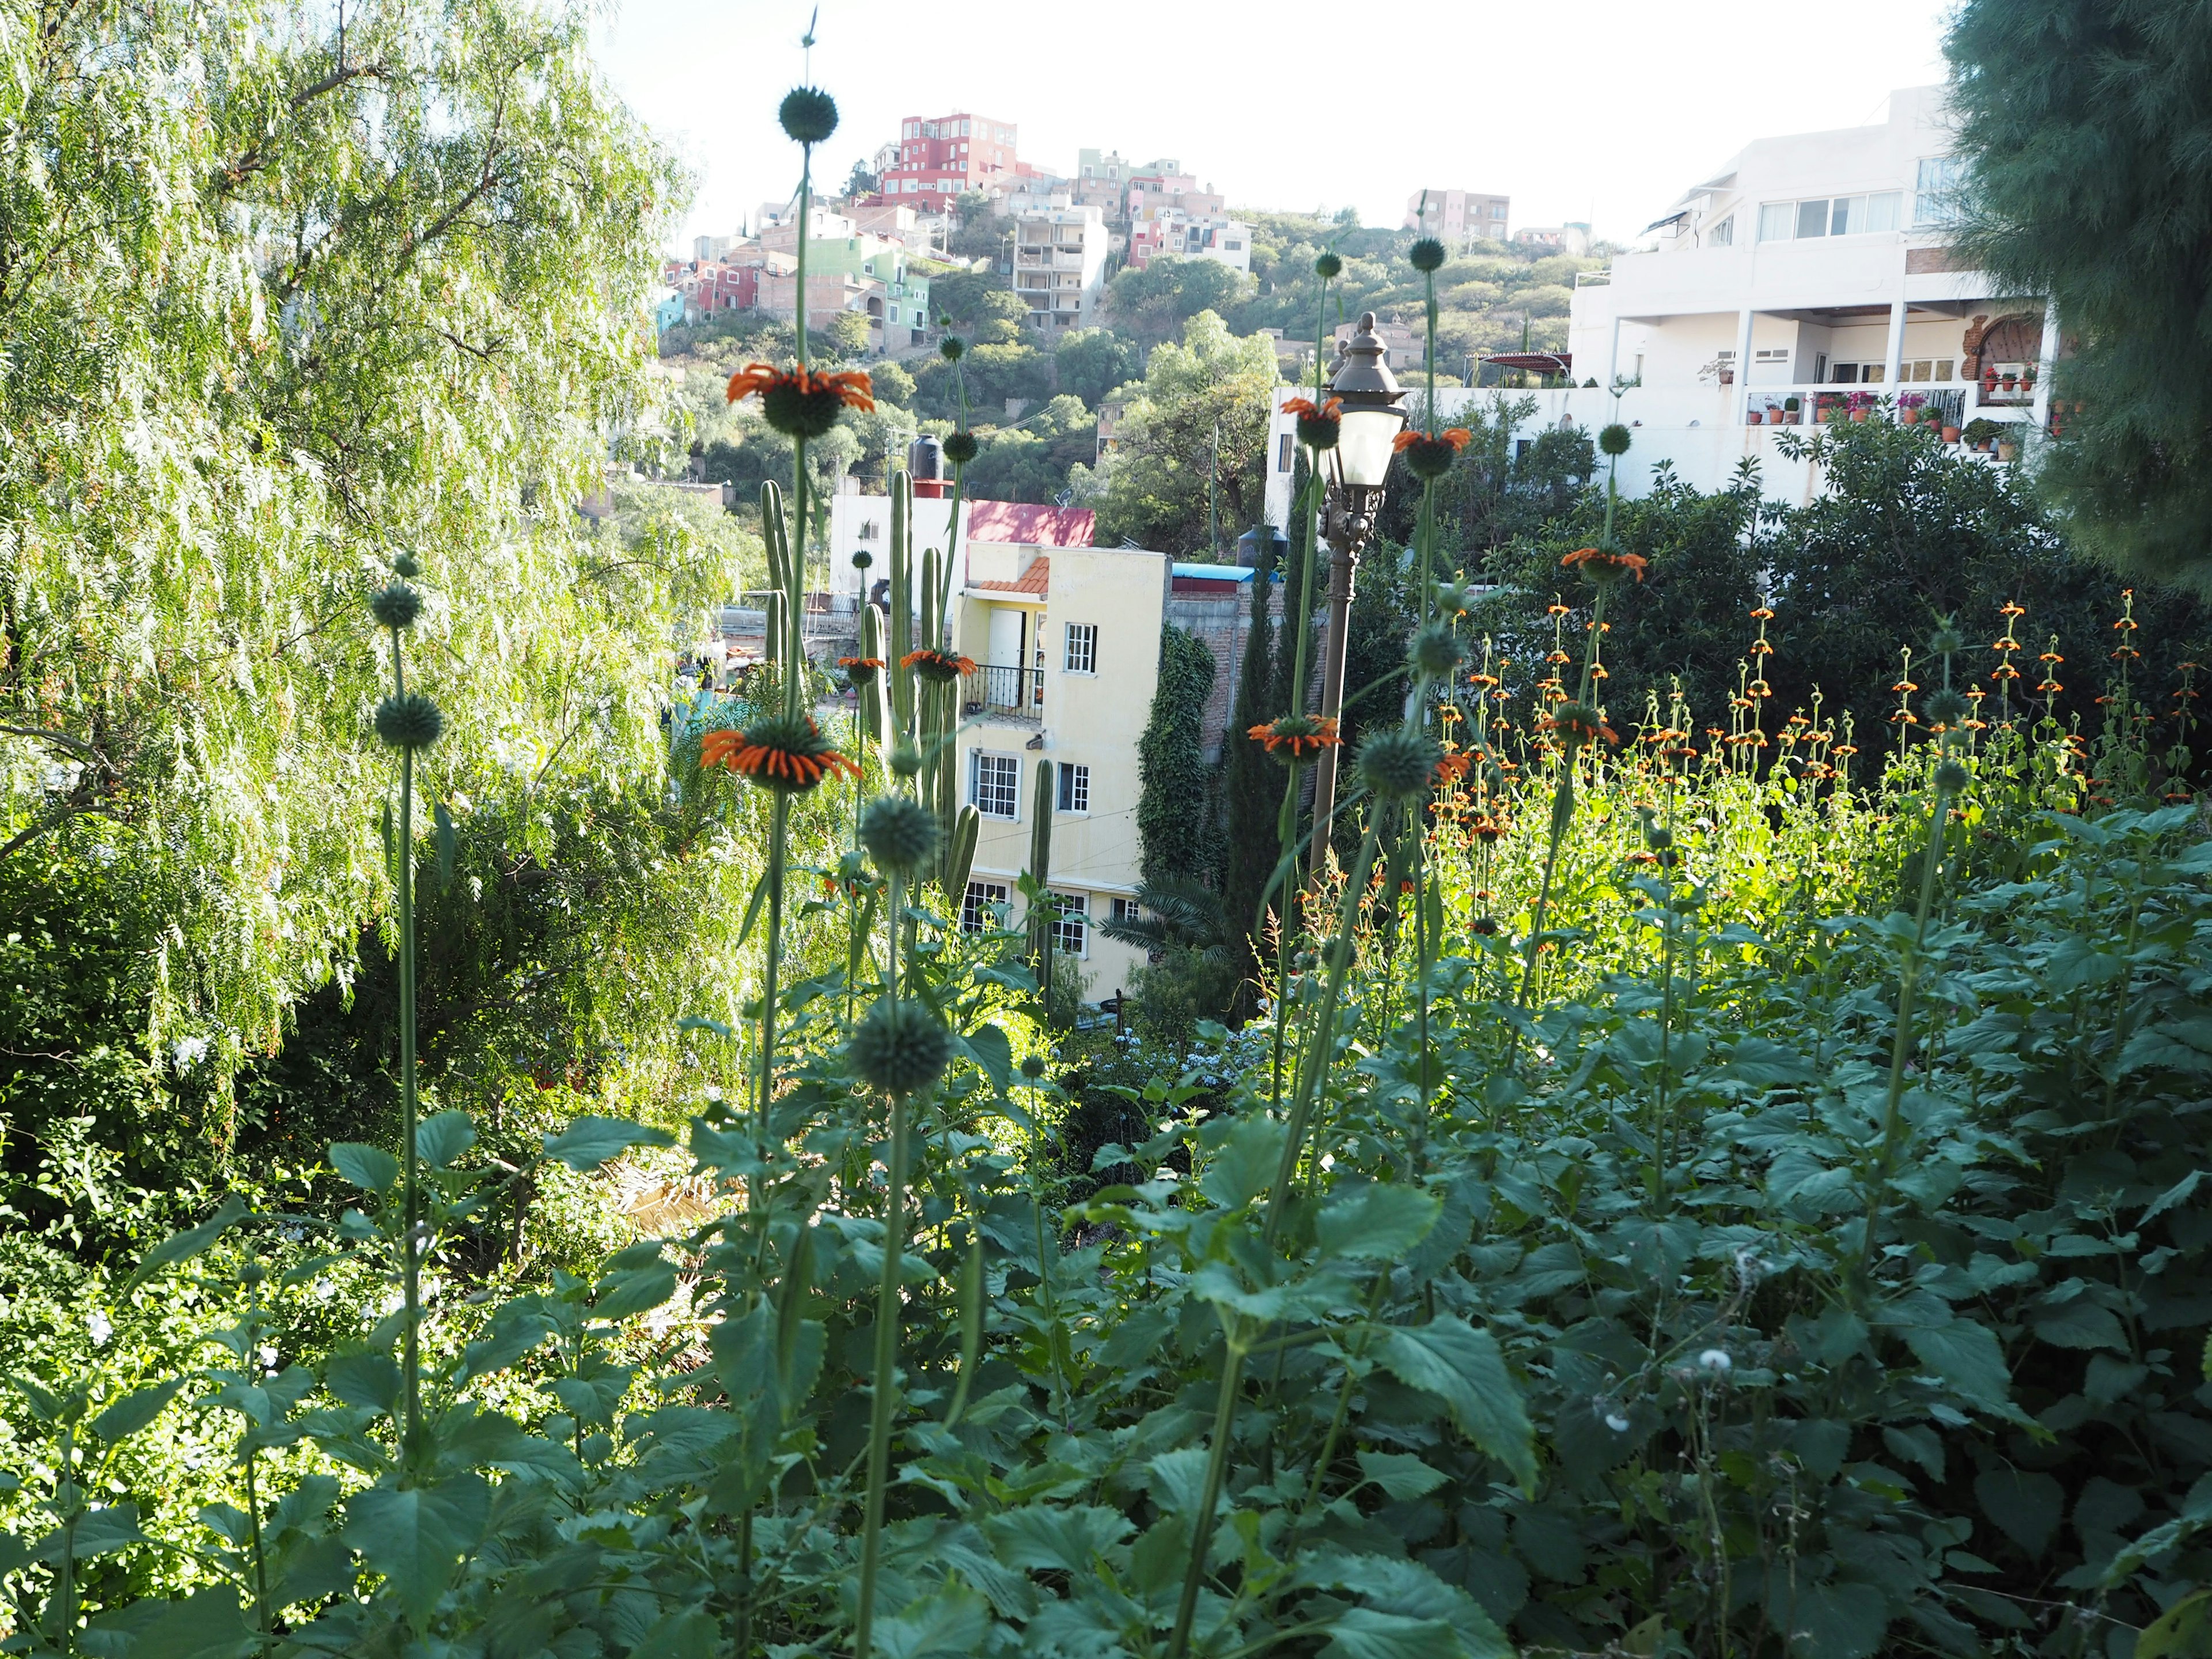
[[971, 556, 1050, 596]]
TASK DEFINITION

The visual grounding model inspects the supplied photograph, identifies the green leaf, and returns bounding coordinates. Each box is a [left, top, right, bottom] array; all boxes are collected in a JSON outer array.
[[433, 800, 456, 889], [323, 1351, 402, 1415], [541, 1114, 675, 1172], [1373, 1318, 1537, 1490], [872, 1584, 993, 1659], [959, 1024, 1013, 1095], [329, 1142, 400, 1194], [1317, 1184, 1442, 1260], [1319, 1608, 1463, 1659], [627, 1607, 717, 1659], [2030, 1297, 2128, 1351], [342, 1476, 489, 1630], [415, 1109, 475, 1170], [592, 1256, 677, 1322], [984, 1504, 1135, 1574], [120, 1196, 249, 1295], [2135, 1588, 2212, 1659], [1975, 1467, 2063, 1560], [677, 1014, 733, 1038], [32, 1503, 146, 1562], [1902, 1319, 2013, 1408], [736, 870, 771, 946], [90, 1377, 187, 1445], [1356, 1450, 1448, 1500], [1146, 1446, 1215, 1519], [1770, 1579, 1891, 1659], [92, 1585, 254, 1659], [1199, 1115, 1285, 1211]]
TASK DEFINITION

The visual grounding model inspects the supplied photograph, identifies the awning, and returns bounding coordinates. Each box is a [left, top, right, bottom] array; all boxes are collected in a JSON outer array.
[[1480, 352, 1573, 376]]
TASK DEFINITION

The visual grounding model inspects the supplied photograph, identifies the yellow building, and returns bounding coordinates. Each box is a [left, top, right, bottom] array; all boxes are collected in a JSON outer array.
[[948, 504, 1166, 1003]]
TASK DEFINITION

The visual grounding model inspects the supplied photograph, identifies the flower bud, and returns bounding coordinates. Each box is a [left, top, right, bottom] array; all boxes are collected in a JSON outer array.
[[369, 583, 422, 631], [1600, 423, 1633, 457], [777, 86, 839, 146], [1408, 237, 1446, 273], [849, 997, 955, 1097], [859, 796, 939, 877], [374, 692, 444, 751]]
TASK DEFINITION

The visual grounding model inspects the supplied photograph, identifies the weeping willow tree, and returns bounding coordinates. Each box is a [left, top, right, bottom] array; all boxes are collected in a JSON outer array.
[[1946, 0, 2212, 590], [0, 0, 714, 1081]]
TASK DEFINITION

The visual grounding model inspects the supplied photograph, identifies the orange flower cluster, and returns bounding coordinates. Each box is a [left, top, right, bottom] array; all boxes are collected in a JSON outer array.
[[725, 362, 877, 411], [1248, 714, 1340, 758], [1393, 426, 1472, 453], [1471, 813, 1510, 843], [839, 655, 887, 683], [1431, 751, 1471, 786], [1281, 396, 1342, 421], [901, 648, 977, 682], [700, 719, 861, 793], [1545, 707, 1619, 747], [1562, 547, 1649, 582]]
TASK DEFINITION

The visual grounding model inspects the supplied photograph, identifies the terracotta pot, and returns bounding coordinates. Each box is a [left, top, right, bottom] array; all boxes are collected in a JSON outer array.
[[1850, 408, 1868, 422], [1900, 407, 1921, 425], [1746, 410, 1763, 426], [1997, 441, 2019, 461], [1941, 425, 1961, 443]]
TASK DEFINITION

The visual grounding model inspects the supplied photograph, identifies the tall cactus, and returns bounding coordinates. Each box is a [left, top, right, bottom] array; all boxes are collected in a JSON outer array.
[[762, 480, 789, 673], [944, 802, 979, 911], [858, 603, 891, 751], [889, 474, 914, 743]]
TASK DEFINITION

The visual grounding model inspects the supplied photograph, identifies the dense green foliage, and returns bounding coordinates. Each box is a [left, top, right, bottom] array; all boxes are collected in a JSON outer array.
[[1137, 626, 1219, 887], [1948, 0, 2212, 589]]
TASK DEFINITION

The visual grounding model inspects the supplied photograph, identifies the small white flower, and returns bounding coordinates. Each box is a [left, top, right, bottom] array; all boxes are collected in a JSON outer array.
[[1698, 1348, 1733, 1376], [258, 1346, 279, 1372], [313, 1279, 336, 1301], [1604, 1411, 1631, 1433], [86, 1310, 113, 1348], [172, 1035, 209, 1072]]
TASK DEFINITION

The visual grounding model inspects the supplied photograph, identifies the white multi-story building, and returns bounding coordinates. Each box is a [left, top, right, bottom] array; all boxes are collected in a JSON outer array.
[[1012, 201, 1111, 333], [1405, 188, 1510, 244], [1268, 87, 2054, 514]]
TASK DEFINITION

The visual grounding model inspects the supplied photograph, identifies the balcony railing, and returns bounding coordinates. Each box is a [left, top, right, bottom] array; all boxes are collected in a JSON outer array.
[[962, 665, 1044, 722]]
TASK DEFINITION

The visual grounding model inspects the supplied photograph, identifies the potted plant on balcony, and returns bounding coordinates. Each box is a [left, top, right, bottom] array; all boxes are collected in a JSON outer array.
[[2000, 369, 2019, 394], [1940, 416, 1962, 442], [1996, 433, 2020, 462], [1897, 391, 1926, 426], [1745, 403, 1763, 426], [1961, 416, 2002, 453], [1783, 395, 1801, 424], [1847, 390, 1876, 423]]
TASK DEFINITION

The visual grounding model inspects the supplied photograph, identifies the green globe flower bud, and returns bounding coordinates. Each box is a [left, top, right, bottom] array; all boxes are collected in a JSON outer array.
[[391, 553, 422, 579], [1600, 423, 1633, 457], [1314, 251, 1343, 280], [778, 86, 839, 146], [1357, 727, 1442, 800], [1408, 237, 1446, 273], [1411, 624, 1465, 679], [374, 692, 444, 751], [1934, 759, 1969, 794], [1929, 620, 1964, 656], [240, 1261, 266, 1286], [849, 997, 955, 1097], [942, 430, 979, 467], [369, 582, 422, 631], [1924, 687, 1971, 726], [1018, 1054, 1048, 1081], [851, 549, 874, 570], [859, 796, 939, 877], [939, 334, 965, 362], [889, 741, 924, 779]]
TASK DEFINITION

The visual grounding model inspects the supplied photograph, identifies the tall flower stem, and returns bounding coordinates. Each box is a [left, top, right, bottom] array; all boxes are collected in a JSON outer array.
[[756, 791, 791, 1197], [854, 872, 909, 1659], [391, 626, 423, 1459]]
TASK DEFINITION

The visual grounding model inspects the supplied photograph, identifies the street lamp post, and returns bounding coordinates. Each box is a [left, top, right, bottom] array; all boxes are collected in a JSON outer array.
[[1308, 312, 1409, 844]]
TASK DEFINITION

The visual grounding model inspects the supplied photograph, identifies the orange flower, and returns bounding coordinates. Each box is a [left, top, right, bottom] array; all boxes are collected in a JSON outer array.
[[1248, 713, 1340, 759], [839, 655, 886, 684], [726, 362, 876, 437], [1391, 426, 1472, 453], [1562, 547, 1649, 583], [700, 715, 861, 793], [901, 647, 976, 683], [1280, 396, 1342, 420], [1432, 751, 1471, 786]]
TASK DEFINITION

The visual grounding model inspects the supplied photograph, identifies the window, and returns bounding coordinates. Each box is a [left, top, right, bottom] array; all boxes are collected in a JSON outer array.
[[1757, 202, 1794, 241], [1111, 896, 1140, 924], [1064, 622, 1098, 673], [1762, 194, 1905, 241], [1048, 892, 1088, 956], [1708, 213, 1733, 247], [1278, 433, 1294, 472], [1057, 762, 1090, 813], [961, 880, 1008, 934], [1914, 156, 1966, 228], [970, 751, 1018, 819], [1794, 199, 1828, 239], [1753, 347, 1789, 364]]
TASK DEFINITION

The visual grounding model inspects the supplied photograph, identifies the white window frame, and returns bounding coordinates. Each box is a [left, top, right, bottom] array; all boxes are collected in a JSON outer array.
[[1914, 156, 1967, 228], [1707, 213, 1734, 247], [1110, 896, 1140, 925], [961, 880, 1009, 934], [1064, 622, 1099, 675], [1047, 891, 1088, 957], [969, 750, 1020, 820], [1057, 762, 1090, 814]]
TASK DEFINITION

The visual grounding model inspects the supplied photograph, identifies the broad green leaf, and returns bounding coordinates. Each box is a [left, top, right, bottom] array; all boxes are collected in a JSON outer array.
[[415, 1109, 475, 1170], [1356, 1450, 1448, 1500], [120, 1196, 249, 1296], [2135, 1588, 2212, 1659], [1766, 1578, 1891, 1659], [592, 1257, 677, 1322], [32, 1504, 146, 1562], [91, 1377, 187, 1445], [541, 1114, 676, 1172], [1146, 1446, 1215, 1519], [1319, 1607, 1464, 1659], [1975, 1467, 2063, 1560], [872, 1584, 993, 1659], [329, 1142, 399, 1194], [1317, 1183, 1442, 1260], [2030, 1298, 2128, 1351], [1199, 1115, 1286, 1211], [627, 1607, 716, 1659], [1903, 1319, 2013, 1408], [984, 1504, 1134, 1574], [342, 1476, 489, 1630], [1374, 1318, 1536, 1490], [90, 1584, 253, 1659], [959, 1024, 1013, 1095], [323, 1351, 402, 1415]]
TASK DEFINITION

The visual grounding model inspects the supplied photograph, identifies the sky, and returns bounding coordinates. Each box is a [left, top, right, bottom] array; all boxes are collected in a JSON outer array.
[[590, 0, 1956, 255]]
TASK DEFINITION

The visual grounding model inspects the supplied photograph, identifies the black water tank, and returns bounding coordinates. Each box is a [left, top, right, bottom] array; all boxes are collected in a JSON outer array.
[[908, 434, 944, 482]]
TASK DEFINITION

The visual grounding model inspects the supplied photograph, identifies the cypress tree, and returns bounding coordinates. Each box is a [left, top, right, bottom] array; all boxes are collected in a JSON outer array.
[[1136, 624, 1215, 886], [1220, 525, 1281, 991], [1948, 0, 2212, 589]]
